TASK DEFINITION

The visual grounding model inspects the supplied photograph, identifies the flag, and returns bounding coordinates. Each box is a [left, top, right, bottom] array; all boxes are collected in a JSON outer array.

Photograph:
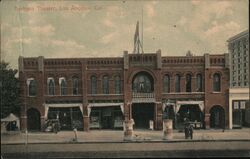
[[134, 21, 139, 45]]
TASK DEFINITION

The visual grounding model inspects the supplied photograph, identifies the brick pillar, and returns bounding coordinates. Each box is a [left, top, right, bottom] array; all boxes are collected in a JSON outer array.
[[124, 102, 130, 121], [20, 116, 27, 132], [40, 116, 45, 131], [155, 103, 163, 130], [83, 116, 89, 131], [192, 76, 196, 92], [205, 113, 210, 129]]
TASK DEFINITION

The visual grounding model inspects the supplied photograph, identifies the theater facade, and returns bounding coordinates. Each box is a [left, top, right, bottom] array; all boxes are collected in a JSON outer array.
[[19, 50, 230, 131]]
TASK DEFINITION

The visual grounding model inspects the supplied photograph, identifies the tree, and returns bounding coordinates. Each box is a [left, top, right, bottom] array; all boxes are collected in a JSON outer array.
[[0, 61, 20, 118]]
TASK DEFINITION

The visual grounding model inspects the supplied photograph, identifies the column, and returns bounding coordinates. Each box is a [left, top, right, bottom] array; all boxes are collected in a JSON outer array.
[[40, 116, 45, 131], [204, 113, 210, 129], [155, 102, 163, 130]]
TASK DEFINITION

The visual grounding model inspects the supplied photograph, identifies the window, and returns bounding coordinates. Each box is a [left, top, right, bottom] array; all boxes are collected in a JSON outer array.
[[48, 78, 55, 95], [213, 73, 221, 92], [91, 76, 97, 94], [103, 75, 109, 94], [115, 76, 121, 94], [175, 74, 180, 92], [72, 78, 79, 95], [163, 75, 170, 93], [186, 74, 192, 92], [28, 79, 36, 96], [60, 78, 67, 95], [196, 74, 202, 92]]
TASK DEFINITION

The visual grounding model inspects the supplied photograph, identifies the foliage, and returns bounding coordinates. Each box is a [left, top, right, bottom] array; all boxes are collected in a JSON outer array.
[[0, 61, 20, 118]]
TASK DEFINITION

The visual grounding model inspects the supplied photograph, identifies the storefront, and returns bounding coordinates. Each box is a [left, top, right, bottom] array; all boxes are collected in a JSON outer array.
[[88, 103, 124, 129], [45, 104, 83, 130], [232, 100, 250, 128], [163, 101, 204, 129]]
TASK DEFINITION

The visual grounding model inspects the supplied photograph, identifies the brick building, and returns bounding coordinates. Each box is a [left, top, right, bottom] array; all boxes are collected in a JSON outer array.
[[18, 50, 230, 131]]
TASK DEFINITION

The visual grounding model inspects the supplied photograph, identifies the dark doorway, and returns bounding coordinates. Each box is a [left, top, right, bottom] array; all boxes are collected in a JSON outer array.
[[210, 105, 225, 129], [176, 104, 203, 129], [132, 103, 154, 129], [27, 108, 41, 131]]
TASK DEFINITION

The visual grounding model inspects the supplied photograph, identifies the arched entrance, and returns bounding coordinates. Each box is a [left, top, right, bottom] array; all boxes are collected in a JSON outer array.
[[131, 71, 155, 129], [27, 108, 41, 131], [210, 105, 225, 129]]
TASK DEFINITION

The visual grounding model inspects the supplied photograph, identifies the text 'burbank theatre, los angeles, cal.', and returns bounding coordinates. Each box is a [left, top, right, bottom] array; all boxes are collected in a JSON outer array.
[[18, 24, 249, 132]]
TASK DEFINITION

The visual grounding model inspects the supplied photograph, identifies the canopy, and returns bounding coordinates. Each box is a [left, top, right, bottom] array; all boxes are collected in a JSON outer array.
[[1, 113, 19, 122]]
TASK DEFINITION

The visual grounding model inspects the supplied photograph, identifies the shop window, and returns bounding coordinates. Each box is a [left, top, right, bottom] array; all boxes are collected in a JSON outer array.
[[163, 75, 170, 93], [91, 76, 97, 94], [213, 73, 221, 92]]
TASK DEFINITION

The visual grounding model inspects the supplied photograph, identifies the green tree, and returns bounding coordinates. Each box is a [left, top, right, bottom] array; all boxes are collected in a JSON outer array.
[[0, 61, 20, 118]]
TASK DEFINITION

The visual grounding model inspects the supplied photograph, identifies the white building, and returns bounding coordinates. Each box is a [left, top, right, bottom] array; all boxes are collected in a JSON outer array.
[[228, 30, 250, 129]]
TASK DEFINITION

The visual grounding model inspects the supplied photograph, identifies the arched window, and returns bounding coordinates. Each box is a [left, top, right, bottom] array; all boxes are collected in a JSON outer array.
[[60, 78, 67, 95], [196, 74, 202, 92], [72, 77, 79, 95], [175, 74, 180, 92], [186, 74, 192, 92], [213, 73, 221, 92], [28, 79, 36, 96], [115, 76, 121, 94], [48, 78, 55, 95], [163, 75, 170, 93], [91, 76, 97, 94], [103, 75, 109, 94], [132, 72, 154, 93]]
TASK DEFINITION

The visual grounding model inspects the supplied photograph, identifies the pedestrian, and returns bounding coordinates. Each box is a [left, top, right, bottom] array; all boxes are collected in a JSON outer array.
[[184, 123, 189, 139], [189, 124, 193, 139], [73, 127, 78, 142]]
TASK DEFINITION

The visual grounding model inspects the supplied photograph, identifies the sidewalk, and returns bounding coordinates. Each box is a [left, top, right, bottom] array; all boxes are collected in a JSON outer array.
[[1, 128, 250, 144]]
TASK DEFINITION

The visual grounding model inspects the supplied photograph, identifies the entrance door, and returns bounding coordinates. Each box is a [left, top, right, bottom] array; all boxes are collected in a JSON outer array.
[[59, 108, 71, 130], [27, 108, 41, 131], [132, 103, 154, 129], [210, 105, 225, 129]]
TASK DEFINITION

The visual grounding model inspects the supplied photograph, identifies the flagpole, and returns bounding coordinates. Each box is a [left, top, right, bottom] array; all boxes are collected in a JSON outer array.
[[142, 8, 144, 54]]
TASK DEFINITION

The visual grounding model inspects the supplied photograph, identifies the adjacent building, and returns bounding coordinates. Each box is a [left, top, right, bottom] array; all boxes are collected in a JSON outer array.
[[18, 50, 230, 131], [228, 30, 250, 129]]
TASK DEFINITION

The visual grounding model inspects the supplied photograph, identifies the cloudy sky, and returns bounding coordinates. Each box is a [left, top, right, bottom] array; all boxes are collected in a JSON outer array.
[[1, 0, 249, 69]]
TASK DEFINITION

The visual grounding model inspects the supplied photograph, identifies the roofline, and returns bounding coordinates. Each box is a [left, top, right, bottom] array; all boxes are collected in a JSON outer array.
[[227, 30, 249, 42]]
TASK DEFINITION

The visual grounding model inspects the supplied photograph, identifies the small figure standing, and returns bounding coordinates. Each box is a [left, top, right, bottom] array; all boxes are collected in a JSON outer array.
[[184, 123, 189, 139], [189, 124, 193, 139], [73, 128, 78, 142]]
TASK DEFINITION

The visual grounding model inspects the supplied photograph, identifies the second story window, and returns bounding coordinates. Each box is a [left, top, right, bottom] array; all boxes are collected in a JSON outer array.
[[91, 76, 97, 94], [196, 74, 202, 92], [60, 77, 67, 95], [28, 78, 36, 96], [72, 78, 79, 95], [175, 74, 180, 93], [48, 78, 55, 95], [186, 74, 192, 92], [163, 75, 170, 93], [103, 75, 109, 94], [213, 73, 221, 92], [115, 76, 121, 94]]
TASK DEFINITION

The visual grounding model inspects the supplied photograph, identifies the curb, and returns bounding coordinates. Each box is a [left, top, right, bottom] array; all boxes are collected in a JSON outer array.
[[2, 139, 250, 145]]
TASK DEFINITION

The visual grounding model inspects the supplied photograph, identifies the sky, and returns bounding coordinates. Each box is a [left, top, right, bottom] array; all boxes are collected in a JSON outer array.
[[1, 0, 249, 69]]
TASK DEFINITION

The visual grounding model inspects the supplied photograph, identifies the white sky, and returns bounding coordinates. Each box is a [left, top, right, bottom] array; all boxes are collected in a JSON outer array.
[[1, 0, 249, 69]]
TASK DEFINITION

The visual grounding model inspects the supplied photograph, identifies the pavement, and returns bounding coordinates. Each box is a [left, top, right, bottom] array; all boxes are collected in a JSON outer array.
[[1, 128, 250, 144]]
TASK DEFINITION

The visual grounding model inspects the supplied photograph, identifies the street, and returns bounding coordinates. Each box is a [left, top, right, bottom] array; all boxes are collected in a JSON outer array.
[[1, 141, 250, 158]]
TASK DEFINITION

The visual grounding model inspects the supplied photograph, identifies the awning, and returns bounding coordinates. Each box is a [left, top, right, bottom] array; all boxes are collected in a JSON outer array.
[[87, 103, 124, 117], [44, 103, 83, 119], [176, 101, 204, 113]]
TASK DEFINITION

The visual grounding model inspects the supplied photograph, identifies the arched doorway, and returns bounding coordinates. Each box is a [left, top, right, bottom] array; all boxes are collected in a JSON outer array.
[[210, 105, 225, 129], [131, 71, 155, 129], [27, 108, 41, 131]]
